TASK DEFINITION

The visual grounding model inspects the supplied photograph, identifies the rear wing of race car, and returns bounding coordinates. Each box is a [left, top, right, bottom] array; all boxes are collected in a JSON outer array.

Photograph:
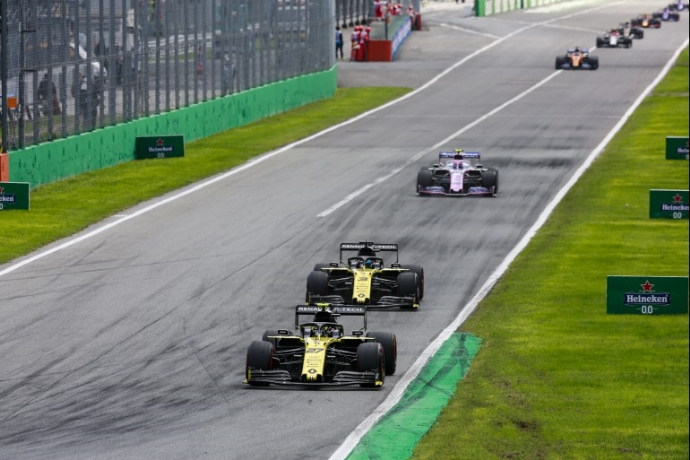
[[438, 151, 481, 161], [340, 241, 399, 263], [295, 304, 368, 330]]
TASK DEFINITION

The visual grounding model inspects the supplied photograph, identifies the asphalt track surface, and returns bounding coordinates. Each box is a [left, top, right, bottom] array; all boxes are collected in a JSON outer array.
[[0, 1, 687, 459]]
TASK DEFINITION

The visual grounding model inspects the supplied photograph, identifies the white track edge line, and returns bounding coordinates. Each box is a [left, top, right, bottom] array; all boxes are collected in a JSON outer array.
[[328, 36, 689, 460]]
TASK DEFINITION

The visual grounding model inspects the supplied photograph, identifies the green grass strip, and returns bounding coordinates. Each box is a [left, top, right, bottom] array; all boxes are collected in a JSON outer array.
[[0, 87, 410, 265], [347, 333, 482, 460], [411, 48, 689, 460]]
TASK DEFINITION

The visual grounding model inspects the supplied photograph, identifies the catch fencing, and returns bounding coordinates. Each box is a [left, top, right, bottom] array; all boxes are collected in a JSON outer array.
[[0, 0, 337, 151]]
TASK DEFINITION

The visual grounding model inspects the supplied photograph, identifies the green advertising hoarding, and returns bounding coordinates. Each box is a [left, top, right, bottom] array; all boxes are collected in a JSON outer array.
[[665, 136, 689, 160], [0, 182, 30, 210], [607, 276, 688, 315], [649, 189, 688, 219], [135, 135, 185, 159]]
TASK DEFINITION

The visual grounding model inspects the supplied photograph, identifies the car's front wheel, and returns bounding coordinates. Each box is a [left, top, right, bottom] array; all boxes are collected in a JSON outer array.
[[417, 169, 433, 195], [400, 264, 425, 299], [481, 169, 499, 196], [357, 342, 385, 388], [246, 341, 274, 386], [397, 272, 420, 308], [366, 331, 397, 375], [588, 56, 599, 70]]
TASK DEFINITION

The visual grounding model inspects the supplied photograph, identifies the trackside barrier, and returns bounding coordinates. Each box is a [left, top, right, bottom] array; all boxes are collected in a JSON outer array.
[[367, 16, 414, 62], [7, 68, 337, 188], [475, 0, 573, 17]]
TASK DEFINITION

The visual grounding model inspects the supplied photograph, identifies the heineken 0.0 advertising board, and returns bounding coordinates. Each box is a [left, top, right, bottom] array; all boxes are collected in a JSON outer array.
[[649, 189, 688, 219], [607, 276, 688, 315], [0, 182, 30, 210], [135, 135, 185, 159], [665, 136, 689, 160]]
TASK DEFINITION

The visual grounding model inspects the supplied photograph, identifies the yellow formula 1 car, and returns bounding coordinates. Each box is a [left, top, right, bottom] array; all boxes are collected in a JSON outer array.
[[244, 305, 397, 387], [306, 242, 424, 309]]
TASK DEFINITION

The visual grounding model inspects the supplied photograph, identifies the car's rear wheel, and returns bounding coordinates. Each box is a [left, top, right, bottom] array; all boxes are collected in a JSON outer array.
[[417, 169, 433, 195], [357, 342, 385, 387], [306, 270, 329, 302], [555, 56, 565, 70], [596, 37, 604, 48], [366, 331, 397, 375], [313, 263, 329, 272], [246, 340, 274, 386]]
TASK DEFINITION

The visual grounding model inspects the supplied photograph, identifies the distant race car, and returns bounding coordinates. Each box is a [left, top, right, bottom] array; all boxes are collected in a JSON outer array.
[[307, 242, 424, 309], [555, 47, 599, 70], [417, 149, 498, 197], [617, 22, 644, 39], [630, 14, 662, 28], [667, 0, 688, 11], [596, 29, 633, 48], [244, 304, 397, 387], [652, 8, 681, 21]]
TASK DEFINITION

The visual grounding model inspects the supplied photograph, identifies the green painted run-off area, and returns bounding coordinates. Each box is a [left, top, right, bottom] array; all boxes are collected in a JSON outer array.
[[347, 332, 482, 460]]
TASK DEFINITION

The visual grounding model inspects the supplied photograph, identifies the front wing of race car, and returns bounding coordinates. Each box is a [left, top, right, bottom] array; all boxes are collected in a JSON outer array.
[[418, 185, 494, 196], [308, 293, 418, 309], [245, 368, 381, 387]]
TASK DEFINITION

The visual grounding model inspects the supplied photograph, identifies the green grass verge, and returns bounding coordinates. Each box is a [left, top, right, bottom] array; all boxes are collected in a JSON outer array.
[[0, 87, 410, 264], [412, 49, 689, 459]]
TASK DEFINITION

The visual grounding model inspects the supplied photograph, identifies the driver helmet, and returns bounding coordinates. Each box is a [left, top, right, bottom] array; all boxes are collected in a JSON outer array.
[[364, 258, 373, 268]]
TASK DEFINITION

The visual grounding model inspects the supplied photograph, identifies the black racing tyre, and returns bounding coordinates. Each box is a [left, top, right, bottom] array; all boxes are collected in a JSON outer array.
[[306, 270, 329, 301], [588, 56, 599, 70], [366, 331, 397, 375], [635, 29, 644, 39], [596, 37, 605, 48], [400, 264, 425, 300], [481, 169, 498, 196], [246, 340, 274, 386], [397, 271, 420, 307], [626, 39, 632, 48], [357, 342, 385, 387], [313, 263, 330, 272], [417, 169, 433, 195], [555, 56, 565, 70]]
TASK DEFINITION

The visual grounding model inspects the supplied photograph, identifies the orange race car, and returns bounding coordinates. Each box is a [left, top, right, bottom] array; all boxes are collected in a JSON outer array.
[[555, 47, 599, 70]]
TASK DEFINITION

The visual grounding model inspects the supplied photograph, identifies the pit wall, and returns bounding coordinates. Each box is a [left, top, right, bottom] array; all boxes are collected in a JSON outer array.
[[9, 68, 337, 188], [475, 0, 572, 16]]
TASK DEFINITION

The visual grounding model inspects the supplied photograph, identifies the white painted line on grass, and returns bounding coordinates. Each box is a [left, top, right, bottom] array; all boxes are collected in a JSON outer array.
[[328, 37, 690, 460]]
